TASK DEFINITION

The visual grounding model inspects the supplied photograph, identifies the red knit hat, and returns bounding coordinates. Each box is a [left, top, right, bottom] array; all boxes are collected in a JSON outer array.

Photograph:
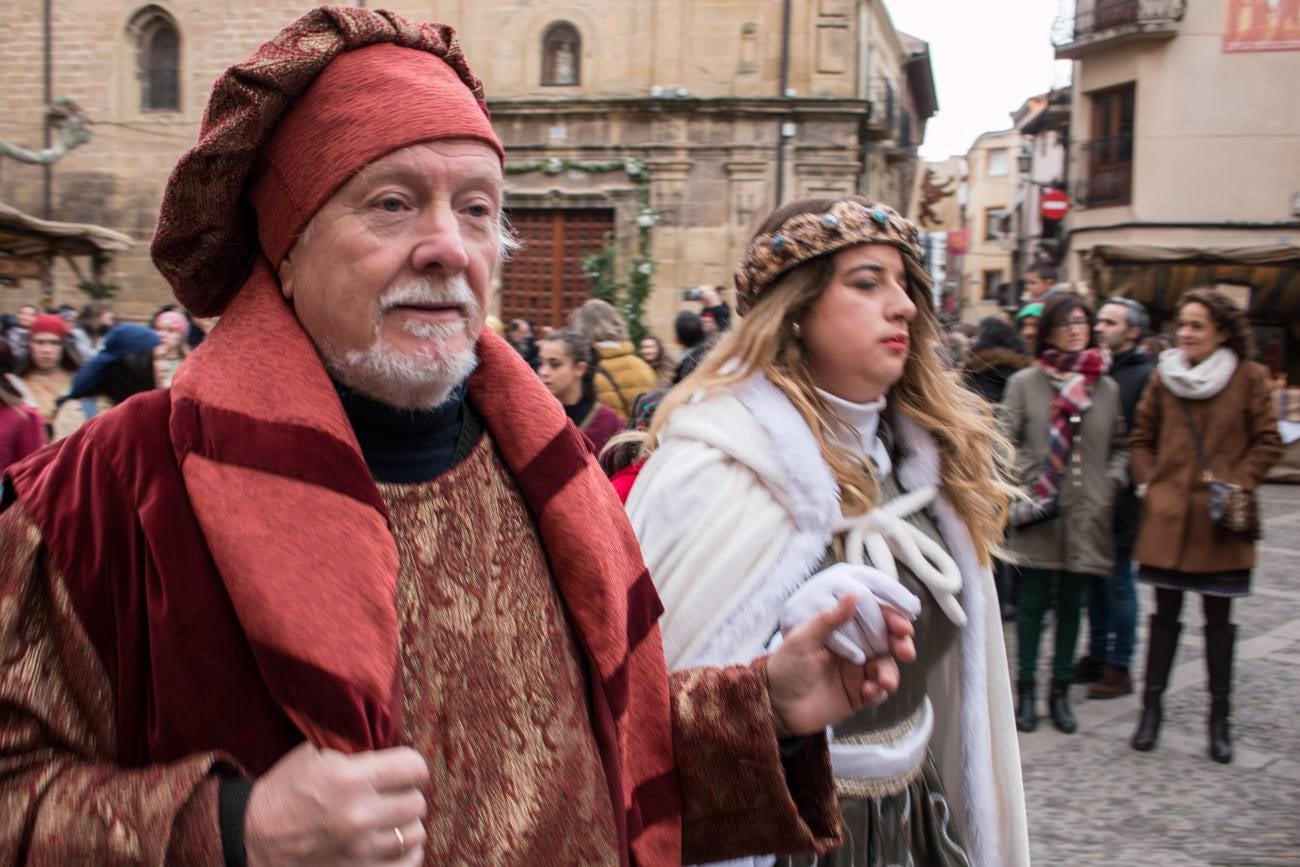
[[29, 314, 68, 339], [248, 43, 504, 271]]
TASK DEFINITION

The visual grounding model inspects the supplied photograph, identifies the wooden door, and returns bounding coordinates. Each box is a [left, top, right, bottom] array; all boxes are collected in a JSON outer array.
[[500, 208, 616, 328], [1087, 83, 1135, 205]]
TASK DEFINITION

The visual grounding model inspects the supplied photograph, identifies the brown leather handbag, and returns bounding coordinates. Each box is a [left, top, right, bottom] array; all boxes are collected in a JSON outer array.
[[1179, 400, 1261, 539]]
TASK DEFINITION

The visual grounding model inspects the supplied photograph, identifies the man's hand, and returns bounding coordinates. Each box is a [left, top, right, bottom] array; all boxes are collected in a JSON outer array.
[[245, 742, 429, 866], [767, 594, 916, 738]]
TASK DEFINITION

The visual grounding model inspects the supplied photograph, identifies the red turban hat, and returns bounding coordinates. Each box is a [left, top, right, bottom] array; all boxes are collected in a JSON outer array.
[[152, 8, 502, 317], [248, 43, 503, 271]]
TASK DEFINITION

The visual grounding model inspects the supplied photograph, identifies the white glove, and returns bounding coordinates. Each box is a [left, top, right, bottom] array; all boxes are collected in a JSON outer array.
[[780, 563, 922, 665]]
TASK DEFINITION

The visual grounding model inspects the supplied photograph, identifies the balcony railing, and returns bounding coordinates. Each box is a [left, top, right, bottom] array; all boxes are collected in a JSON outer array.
[[1077, 135, 1133, 207], [1053, 0, 1184, 58]]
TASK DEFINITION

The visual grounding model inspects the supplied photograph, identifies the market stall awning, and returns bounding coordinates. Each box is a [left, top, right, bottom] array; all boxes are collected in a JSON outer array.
[[0, 201, 134, 281], [1086, 244, 1300, 317]]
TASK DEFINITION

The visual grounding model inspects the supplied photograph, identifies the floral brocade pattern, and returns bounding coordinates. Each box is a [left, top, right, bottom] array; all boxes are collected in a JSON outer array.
[[669, 662, 842, 862], [0, 505, 227, 864], [377, 436, 619, 867]]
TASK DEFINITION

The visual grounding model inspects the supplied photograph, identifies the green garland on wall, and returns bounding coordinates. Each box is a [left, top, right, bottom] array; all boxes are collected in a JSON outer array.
[[505, 157, 655, 342]]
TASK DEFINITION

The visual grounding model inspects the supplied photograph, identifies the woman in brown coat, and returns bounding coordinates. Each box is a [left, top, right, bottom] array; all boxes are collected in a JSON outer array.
[[1129, 288, 1281, 763]]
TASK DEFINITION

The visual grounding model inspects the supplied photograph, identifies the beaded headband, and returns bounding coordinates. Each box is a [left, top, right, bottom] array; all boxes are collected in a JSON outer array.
[[733, 199, 924, 314]]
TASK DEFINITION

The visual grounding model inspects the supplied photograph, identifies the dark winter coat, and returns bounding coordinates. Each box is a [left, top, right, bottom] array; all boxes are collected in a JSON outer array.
[[673, 337, 719, 385], [1108, 347, 1157, 548], [570, 397, 623, 457], [963, 347, 1032, 405]]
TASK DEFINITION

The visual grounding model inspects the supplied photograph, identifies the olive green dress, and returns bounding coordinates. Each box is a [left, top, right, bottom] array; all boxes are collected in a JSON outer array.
[[778, 474, 971, 867]]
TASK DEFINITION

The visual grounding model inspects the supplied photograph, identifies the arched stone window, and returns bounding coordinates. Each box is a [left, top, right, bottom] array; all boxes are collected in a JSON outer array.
[[131, 8, 180, 112], [541, 22, 580, 86]]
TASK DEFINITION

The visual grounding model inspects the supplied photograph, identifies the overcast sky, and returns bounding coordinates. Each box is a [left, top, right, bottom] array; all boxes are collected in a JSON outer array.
[[887, 0, 1075, 160]]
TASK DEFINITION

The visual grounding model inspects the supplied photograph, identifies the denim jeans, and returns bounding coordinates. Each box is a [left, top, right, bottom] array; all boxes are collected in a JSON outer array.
[[1087, 546, 1140, 670]]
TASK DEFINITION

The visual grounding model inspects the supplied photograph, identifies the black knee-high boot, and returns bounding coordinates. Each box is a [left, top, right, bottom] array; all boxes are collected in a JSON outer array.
[[1132, 616, 1181, 751], [1205, 623, 1236, 764]]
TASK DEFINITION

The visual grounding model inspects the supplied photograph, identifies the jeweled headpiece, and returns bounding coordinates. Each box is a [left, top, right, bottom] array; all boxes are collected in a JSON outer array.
[[733, 199, 923, 314]]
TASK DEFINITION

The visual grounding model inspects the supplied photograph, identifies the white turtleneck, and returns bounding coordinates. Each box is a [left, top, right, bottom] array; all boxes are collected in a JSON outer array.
[[815, 387, 893, 479]]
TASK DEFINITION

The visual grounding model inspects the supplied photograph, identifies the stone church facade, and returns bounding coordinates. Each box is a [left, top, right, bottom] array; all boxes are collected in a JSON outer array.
[[0, 0, 934, 335]]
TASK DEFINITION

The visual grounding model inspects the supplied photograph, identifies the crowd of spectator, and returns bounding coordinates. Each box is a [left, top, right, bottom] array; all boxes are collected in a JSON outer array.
[[3, 259, 1275, 771], [953, 275, 1277, 765], [0, 299, 208, 467]]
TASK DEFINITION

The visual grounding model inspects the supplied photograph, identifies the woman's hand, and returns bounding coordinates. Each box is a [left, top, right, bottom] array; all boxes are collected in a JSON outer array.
[[766, 594, 916, 737], [780, 563, 921, 664]]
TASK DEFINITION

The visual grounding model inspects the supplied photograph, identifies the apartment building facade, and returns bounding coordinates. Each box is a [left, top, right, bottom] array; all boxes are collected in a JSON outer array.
[[1054, 0, 1300, 374]]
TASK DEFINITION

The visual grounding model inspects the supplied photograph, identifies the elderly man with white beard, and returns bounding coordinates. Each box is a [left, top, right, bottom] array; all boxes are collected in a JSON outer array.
[[0, 8, 918, 867]]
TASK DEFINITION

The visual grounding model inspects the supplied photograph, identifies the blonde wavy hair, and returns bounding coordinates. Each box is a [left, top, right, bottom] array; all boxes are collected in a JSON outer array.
[[641, 196, 1016, 566]]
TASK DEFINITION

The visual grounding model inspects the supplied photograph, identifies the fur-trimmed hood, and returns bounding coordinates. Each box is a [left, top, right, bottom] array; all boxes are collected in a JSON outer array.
[[964, 346, 1031, 375]]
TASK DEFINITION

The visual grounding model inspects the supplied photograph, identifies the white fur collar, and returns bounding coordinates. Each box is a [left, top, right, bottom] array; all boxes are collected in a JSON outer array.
[[733, 375, 840, 533]]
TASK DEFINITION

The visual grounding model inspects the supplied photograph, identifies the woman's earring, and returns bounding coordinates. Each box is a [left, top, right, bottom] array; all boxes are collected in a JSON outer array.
[[792, 321, 802, 339]]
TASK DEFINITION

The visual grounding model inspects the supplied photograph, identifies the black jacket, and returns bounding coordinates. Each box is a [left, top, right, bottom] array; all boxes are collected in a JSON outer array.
[[963, 347, 1031, 405], [1109, 346, 1157, 432], [1109, 346, 1156, 548], [673, 336, 719, 384], [509, 336, 540, 370]]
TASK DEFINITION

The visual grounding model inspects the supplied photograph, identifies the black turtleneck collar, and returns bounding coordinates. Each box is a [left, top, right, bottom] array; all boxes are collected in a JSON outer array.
[[334, 381, 483, 484], [563, 394, 595, 429]]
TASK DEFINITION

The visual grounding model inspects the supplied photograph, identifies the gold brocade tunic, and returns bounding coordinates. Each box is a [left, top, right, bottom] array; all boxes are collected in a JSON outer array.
[[377, 433, 619, 866]]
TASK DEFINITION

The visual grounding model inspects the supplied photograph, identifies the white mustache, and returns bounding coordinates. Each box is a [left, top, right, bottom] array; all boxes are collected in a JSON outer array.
[[378, 276, 478, 314]]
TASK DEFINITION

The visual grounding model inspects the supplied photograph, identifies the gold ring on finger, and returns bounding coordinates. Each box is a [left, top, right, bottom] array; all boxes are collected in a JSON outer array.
[[393, 826, 406, 856]]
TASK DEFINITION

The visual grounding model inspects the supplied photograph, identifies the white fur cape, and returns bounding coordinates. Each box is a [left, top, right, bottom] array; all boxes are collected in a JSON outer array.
[[627, 374, 1030, 867]]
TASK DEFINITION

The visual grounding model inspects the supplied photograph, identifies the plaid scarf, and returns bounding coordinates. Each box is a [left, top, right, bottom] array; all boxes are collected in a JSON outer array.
[[1030, 347, 1109, 502]]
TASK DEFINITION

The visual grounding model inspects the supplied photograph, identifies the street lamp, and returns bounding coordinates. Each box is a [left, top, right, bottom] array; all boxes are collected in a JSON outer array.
[[1017, 146, 1032, 176]]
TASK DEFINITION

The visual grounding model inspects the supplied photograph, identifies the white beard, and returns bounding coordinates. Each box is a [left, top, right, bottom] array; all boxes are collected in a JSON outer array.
[[324, 276, 482, 410]]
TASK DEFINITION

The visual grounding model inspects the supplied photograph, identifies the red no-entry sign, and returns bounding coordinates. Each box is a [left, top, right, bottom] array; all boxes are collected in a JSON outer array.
[[1041, 188, 1070, 221]]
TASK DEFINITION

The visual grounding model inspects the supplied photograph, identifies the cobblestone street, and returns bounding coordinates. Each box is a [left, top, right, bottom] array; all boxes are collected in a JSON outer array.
[[1012, 483, 1300, 866]]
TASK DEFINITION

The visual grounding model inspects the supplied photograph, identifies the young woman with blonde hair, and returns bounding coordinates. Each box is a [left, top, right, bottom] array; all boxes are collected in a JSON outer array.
[[627, 196, 1028, 867]]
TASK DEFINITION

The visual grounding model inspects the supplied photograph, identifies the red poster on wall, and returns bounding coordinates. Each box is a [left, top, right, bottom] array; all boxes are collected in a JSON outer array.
[[946, 229, 969, 256], [1223, 0, 1300, 52]]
